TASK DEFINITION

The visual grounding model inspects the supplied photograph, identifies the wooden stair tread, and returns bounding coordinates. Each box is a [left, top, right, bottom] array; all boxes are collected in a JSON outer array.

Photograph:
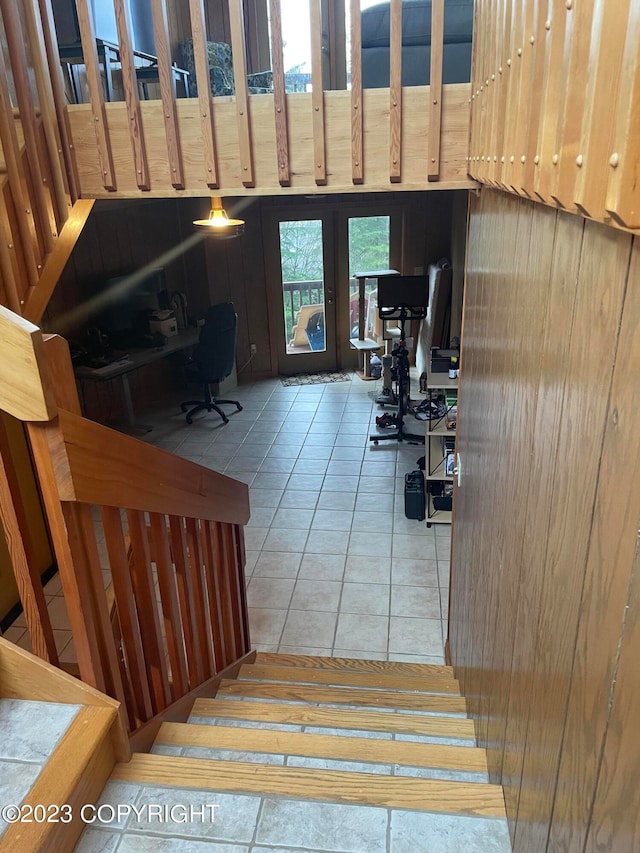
[[239, 663, 461, 694], [114, 754, 505, 817], [157, 722, 488, 773], [254, 652, 454, 678], [192, 698, 476, 738], [217, 679, 468, 714]]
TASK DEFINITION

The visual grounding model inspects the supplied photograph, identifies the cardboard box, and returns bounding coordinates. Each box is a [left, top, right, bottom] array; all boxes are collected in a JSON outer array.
[[149, 317, 177, 337]]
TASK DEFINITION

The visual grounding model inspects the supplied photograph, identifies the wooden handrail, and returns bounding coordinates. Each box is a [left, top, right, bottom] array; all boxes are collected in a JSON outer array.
[[45, 410, 249, 526]]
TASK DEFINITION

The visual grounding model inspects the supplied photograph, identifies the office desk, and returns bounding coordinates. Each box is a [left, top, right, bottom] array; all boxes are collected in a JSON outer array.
[[75, 328, 199, 432]]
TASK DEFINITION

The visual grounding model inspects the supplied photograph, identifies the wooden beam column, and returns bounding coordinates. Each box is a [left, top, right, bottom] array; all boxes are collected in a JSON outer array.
[[389, 0, 402, 182], [151, 0, 185, 189], [350, 0, 363, 184], [229, 0, 255, 187], [189, 0, 219, 188], [310, 0, 327, 186], [268, 0, 290, 186], [428, 0, 444, 180]]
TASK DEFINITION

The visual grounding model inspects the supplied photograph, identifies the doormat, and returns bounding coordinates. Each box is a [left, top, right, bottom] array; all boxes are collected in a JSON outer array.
[[280, 371, 352, 386]]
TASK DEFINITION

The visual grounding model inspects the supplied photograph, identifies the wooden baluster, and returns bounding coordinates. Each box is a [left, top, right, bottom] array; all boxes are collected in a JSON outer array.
[[573, 0, 630, 220], [521, 0, 550, 197], [63, 502, 128, 710], [0, 422, 57, 663], [74, 0, 116, 191], [0, 206, 22, 314], [23, 200, 95, 326], [350, 0, 363, 184], [36, 0, 80, 202], [268, 0, 290, 186], [127, 509, 172, 712], [151, 0, 185, 189], [169, 515, 204, 686], [2, 0, 54, 256], [427, 0, 444, 181], [20, 0, 69, 232], [0, 52, 41, 291], [26, 422, 105, 690], [113, 0, 151, 190], [228, 0, 255, 187], [309, 0, 327, 186], [388, 0, 402, 182], [185, 517, 215, 677], [550, 0, 596, 209], [101, 505, 153, 723], [605, 3, 640, 228], [533, 0, 567, 203], [188, 0, 219, 188], [202, 519, 228, 672], [509, 0, 537, 195], [149, 512, 189, 698], [232, 523, 251, 653], [213, 521, 239, 665]]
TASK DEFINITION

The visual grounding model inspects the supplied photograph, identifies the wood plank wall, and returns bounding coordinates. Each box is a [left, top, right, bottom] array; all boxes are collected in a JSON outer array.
[[469, 0, 640, 233], [450, 186, 640, 851]]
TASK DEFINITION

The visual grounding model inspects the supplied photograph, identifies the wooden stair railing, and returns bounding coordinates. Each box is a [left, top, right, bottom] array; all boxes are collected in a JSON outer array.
[[0, 306, 251, 736]]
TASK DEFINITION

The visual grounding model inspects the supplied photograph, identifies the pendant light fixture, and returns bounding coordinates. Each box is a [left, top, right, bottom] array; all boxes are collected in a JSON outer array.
[[193, 197, 245, 238]]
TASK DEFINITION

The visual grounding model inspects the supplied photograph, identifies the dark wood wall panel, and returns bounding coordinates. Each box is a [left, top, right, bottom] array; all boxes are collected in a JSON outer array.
[[451, 187, 640, 850]]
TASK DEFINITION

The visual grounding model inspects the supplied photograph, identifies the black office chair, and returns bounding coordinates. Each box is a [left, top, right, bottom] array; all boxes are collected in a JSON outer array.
[[181, 302, 243, 424]]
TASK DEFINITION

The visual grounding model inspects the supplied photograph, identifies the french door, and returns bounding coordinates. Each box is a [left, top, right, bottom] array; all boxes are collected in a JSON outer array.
[[265, 212, 338, 374]]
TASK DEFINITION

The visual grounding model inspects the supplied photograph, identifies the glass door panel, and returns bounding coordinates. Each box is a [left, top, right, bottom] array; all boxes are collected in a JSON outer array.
[[347, 215, 391, 338], [267, 213, 337, 374]]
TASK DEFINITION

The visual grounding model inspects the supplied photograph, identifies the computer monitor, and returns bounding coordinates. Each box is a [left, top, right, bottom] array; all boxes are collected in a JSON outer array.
[[377, 275, 428, 319]]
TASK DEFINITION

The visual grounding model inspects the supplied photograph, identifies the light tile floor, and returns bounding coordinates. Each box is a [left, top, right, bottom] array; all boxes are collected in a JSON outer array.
[[2, 371, 451, 665]]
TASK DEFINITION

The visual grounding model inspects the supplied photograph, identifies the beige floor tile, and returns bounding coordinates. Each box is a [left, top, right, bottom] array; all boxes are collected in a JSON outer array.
[[290, 579, 342, 612], [244, 527, 269, 551], [252, 552, 302, 579], [392, 534, 437, 561], [262, 528, 308, 553], [351, 511, 393, 534], [388, 616, 444, 657], [279, 490, 320, 509], [287, 473, 325, 491], [276, 646, 332, 656], [280, 610, 337, 648], [298, 554, 346, 582], [271, 508, 314, 529], [311, 509, 354, 532], [348, 531, 392, 558], [317, 491, 356, 511], [356, 492, 394, 513], [246, 506, 277, 528], [392, 513, 436, 536], [247, 578, 295, 610], [340, 583, 390, 617], [305, 530, 350, 555], [391, 558, 439, 587], [344, 556, 392, 584], [247, 608, 287, 644], [391, 585, 441, 620], [334, 613, 389, 653]]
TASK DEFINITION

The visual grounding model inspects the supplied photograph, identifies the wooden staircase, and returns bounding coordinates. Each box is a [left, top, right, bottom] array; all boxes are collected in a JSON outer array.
[[106, 652, 508, 844]]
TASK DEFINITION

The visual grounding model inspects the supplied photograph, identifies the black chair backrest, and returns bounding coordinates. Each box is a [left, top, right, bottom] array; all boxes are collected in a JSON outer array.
[[197, 302, 237, 383]]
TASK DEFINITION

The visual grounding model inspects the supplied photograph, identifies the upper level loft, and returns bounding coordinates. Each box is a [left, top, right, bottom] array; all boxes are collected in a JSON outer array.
[[3, 0, 476, 200]]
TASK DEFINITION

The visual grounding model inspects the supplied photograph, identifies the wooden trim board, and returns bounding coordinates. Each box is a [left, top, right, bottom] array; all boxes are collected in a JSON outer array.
[[254, 652, 454, 677]]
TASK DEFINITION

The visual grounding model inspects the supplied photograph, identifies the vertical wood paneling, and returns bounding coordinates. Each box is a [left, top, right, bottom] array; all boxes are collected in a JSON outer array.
[[452, 187, 640, 852], [549, 239, 640, 852], [349, 0, 363, 185], [228, 0, 255, 188], [586, 540, 640, 853], [388, 0, 402, 182], [309, 0, 327, 186], [151, 0, 185, 189]]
